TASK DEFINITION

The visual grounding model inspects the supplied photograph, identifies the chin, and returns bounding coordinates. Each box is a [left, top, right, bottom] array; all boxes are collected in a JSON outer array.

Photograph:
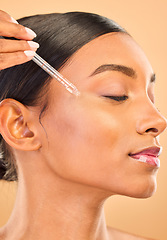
[[126, 177, 157, 199], [106, 173, 158, 199]]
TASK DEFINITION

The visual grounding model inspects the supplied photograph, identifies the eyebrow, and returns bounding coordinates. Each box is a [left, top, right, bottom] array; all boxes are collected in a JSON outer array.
[[89, 64, 156, 83]]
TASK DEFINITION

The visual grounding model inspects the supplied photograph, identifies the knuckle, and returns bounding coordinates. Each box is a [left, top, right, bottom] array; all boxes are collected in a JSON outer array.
[[16, 24, 26, 34], [21, 40, 29, 49], [15, 52, 25, 61]]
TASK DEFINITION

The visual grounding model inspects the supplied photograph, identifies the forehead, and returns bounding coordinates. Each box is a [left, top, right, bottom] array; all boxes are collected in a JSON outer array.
[[60, 32, 153, 83]]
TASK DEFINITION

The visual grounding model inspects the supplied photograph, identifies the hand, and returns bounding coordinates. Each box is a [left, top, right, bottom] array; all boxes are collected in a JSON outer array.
[[0, 10, 39, 70]]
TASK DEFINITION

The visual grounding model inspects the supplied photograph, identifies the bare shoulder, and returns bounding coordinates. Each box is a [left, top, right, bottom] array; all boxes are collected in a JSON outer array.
[[107, 226, 156, 240]]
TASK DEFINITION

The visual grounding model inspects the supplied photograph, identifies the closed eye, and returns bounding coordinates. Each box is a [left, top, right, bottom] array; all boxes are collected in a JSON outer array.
[[101, 95, 128, 102]]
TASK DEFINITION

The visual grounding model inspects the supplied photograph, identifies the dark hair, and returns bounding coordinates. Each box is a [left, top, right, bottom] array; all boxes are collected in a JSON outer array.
[[0, 11, 127, 181]]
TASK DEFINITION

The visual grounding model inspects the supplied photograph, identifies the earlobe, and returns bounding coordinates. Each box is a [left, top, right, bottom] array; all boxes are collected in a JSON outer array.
[[0, 99, 41, 151]]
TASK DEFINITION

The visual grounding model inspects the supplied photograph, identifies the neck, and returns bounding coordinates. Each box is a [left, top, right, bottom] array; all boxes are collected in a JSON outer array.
[[3, 166, 111, 240]]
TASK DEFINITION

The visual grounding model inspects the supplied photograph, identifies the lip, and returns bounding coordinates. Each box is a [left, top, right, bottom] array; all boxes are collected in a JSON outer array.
[[129, 146, 162, 167], [129, 146, 162, 157]]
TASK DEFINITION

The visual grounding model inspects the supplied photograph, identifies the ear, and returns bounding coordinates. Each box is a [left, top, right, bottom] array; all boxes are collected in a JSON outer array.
[[0, 99, 41, 151]]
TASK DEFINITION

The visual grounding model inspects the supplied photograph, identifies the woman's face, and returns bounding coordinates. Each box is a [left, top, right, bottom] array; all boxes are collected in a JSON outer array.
[[41, 33, 166, 198]]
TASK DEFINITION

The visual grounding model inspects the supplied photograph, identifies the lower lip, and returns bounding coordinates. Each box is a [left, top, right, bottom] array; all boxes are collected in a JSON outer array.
[[130, 154, 160, 168]]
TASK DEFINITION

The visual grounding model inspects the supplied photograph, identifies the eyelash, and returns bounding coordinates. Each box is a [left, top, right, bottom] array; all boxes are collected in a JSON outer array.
[[101, 95, 128, 102]]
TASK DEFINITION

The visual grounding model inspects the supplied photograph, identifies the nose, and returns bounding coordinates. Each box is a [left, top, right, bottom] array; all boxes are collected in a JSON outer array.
[[136, 102, 167, 137]]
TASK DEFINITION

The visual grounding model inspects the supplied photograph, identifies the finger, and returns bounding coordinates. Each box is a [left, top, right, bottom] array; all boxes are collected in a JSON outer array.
[[0, 51, 36, 70], [0, 10, 17, 23], [0, 39, 39, 53], [0, 19, 37, 40]]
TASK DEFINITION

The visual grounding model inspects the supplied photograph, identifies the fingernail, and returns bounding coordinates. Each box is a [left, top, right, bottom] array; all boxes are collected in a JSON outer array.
[[27, 41, 39, 49], [24, 50, 36, 57], [25, 27, 37, 38], [11, 17, 19, 24]]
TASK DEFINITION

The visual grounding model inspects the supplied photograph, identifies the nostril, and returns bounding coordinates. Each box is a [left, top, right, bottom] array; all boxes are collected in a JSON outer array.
[[145, 128, 158, 133]]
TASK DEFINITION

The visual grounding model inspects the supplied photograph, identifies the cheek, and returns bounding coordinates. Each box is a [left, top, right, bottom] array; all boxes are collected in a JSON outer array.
[[42, 96, 157, 198], [43, 96, 125, 186]]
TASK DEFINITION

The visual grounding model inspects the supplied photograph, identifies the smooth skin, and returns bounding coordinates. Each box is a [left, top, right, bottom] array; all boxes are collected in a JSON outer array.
[[0, 10, 166, 240]]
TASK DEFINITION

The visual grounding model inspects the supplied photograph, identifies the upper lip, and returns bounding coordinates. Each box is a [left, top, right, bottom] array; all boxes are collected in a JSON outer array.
[[129, 146, 162, 157]]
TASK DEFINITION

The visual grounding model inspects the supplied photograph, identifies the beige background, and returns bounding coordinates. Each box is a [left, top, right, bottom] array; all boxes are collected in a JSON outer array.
[[0, 0, 167, 239]]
